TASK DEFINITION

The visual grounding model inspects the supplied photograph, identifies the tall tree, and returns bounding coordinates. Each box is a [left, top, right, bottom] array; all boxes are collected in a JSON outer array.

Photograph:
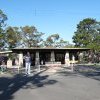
[[5, 26, 21, 49], [0, 9, 7, 27], [20, 26, 44, 47], [0, 9, 7, 50], [73, 18, 96, 47], [72, 18, 100, 63]]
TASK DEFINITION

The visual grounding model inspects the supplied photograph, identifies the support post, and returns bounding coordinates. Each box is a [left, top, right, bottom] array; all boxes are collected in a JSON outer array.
[[18, 53, 23, 67], [50, 51, 55, 63], [71, 55, 75, 72], [35, 51, 40, 65], [35, 51, 40, 72], [65, 52, 70, 67], [79, 52, 83, 63]]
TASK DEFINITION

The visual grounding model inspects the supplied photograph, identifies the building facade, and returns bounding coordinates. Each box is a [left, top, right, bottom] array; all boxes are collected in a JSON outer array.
[[12, 48, 90, 67]]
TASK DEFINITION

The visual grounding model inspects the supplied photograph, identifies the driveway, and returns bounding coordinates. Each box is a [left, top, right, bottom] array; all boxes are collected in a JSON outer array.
[[0, 69, 100, 100]]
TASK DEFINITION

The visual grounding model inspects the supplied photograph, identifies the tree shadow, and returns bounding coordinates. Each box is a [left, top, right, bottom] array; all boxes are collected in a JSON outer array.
[[74, 65, 100, 81], [55, 66, 78, 77], [56, 65, 100, 81], [0, 70, 57, 100]]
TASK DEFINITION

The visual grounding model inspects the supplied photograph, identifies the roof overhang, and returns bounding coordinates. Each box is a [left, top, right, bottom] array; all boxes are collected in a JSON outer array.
[[0, 51, 12, 54], [12, 47, 90, 53]]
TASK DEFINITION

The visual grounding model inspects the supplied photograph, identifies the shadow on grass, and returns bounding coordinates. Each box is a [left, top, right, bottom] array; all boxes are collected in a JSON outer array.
[[0, 69, 57, 100]]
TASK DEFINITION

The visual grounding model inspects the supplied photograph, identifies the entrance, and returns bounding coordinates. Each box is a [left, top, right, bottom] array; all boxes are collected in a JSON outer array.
[[39, 52, 51, 65]]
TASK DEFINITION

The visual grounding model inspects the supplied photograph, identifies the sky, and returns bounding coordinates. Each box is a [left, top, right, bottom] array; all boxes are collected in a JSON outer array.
[[0, 0, 100, 43]]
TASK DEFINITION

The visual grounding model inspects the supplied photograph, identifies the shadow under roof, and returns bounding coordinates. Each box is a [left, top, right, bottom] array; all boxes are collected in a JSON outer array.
[[12, 47, 90, 53]]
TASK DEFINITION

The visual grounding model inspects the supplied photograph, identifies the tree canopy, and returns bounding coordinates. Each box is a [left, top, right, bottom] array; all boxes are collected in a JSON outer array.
[[0, 9, 7, 50], [43, 33, 72, 48], [72, 18, 100, 63], [20, 26, 44, 47], [72, 18, 100, 51], [5, 26, 21, 49], [0, 9, 7, 27]]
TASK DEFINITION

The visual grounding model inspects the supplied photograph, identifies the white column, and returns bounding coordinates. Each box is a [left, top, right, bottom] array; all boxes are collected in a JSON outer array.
[[71, 55, 75, 71], [35, 51, 40, 66], [50, 51, 55, 63], [35, 51, 40, 72], [72, 55, 75, 62], [7, 59, 12, 68], [79, 52, 83, 63], [65, 52, 70, 66], [18, 53, 23, 67]]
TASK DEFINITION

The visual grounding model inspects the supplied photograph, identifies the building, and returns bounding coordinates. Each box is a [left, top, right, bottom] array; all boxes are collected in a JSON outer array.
[[0, 51, 12, 65], [12, 47, 90, 67]]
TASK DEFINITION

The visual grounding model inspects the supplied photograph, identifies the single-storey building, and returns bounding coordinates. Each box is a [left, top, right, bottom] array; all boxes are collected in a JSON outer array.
[[0, 51, 12, 65], [11, 47, 90, 67]]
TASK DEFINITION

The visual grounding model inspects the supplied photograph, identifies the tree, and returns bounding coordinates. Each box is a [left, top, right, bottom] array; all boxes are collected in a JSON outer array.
[[73, 18, 97, 47], [0, 9, 7, 50], [20, 26, 44, 47], [57, 39, 73, 48], [0, 9, 7, 27], [5, 26, 21, 49], [43, 34, 60, 47], [72, 18, 100, 63], [43, 33, 71, 48]]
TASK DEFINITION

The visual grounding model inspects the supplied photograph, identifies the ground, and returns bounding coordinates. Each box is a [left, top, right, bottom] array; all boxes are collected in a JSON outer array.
[[0, 64, 100, 100]]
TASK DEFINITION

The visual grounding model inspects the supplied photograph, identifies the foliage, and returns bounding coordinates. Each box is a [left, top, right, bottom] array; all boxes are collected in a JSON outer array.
[[20, 26, 44, 47], [43, 34, 60, 47], [0, 9, 7, 27], [72, 18, 100, 63], [73, 18, 95, 47], [43, 33, 72, 48], [5, 26, 21, 49], [0, 9, 7, 50]]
